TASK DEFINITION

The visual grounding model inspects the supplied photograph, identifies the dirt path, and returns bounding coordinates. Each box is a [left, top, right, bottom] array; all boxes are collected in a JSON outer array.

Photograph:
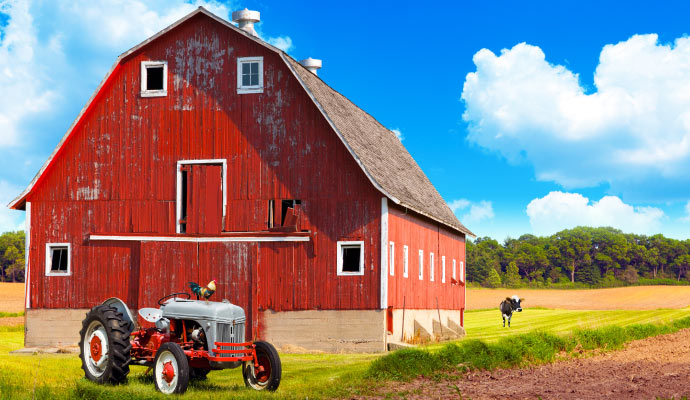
[[466, 286, 690, 310], [375, 328, 690, 399]]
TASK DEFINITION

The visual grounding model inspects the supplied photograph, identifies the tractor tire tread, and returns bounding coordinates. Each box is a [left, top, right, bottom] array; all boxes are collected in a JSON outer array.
[[79, 304, 133, 384]]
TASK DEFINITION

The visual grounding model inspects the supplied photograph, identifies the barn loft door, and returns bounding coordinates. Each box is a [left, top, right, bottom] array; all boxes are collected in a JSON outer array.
[[180, 164, 223, 234]]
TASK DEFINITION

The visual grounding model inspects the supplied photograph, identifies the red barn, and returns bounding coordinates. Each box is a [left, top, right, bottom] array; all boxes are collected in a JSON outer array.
[[9, 8, 472, 352]]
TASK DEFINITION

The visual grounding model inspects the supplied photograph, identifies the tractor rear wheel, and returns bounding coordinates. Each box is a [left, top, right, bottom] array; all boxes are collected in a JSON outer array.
[[242, 341, 281, 391], [78, 304, 133, 384], [154, 342, 190, 394]]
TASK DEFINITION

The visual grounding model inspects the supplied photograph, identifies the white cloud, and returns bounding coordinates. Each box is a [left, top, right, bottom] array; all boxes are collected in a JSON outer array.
[[681, 201, 690, 222], [462, 35, 690, 197], [449, 199, 494, 225], [0, 180, 25, 232], [526, 191, 664, 236], [267, 36, 293, 52], [0, 0, 56, 148], [448, 199, 470, 213], [390, 128, 404, 141]]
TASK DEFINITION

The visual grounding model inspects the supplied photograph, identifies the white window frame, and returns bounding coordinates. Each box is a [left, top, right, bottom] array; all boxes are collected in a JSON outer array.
[[176, 159, 228, 234], [418, 249, 424, 280], [403, 245, 409, 278], [442, 256, 446, 283], [460, 261, 465, 283], [337, 240, 365, 276], [140, 61, 168, 97], [237, 56, 264, 94], [45, 243, 71, 276], [453, 259, 457, 280], [389, 241, 395, 276], [429, 252, 435, 282]]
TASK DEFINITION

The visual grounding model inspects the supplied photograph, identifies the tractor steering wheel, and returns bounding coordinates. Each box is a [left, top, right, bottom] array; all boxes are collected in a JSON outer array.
[[158, 292, 191, 306]]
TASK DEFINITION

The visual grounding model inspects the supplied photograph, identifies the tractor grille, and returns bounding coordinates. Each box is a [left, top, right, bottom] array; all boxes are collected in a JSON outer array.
[[216, 322, 245, 346]]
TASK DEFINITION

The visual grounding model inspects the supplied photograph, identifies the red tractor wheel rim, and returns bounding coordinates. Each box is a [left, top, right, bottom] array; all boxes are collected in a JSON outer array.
[[255, 354, 271, 383], [162, 361, 176, 384], [90, 335, 102, 362]]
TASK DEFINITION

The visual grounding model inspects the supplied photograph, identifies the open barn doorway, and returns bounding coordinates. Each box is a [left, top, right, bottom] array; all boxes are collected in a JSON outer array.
[[176, 160, 227, 234]]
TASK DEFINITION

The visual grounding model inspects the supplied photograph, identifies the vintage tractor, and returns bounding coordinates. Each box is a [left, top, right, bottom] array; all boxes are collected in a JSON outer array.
[[78, 294, 281, 394]]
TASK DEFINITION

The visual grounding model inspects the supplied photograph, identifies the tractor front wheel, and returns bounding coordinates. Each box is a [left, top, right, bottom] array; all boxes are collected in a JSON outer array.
[[242, 341, 281, 391], [154, 342, 190, 395], [79, 304, 133, 384]]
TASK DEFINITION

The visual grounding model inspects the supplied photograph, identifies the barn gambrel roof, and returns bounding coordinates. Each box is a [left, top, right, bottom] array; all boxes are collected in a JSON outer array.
[[8, 7, 473, 237]]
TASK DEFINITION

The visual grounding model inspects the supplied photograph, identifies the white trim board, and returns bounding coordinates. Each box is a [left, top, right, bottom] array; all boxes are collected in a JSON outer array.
[[90, 234, 309, 243], [176, 159, 227, 234], [380, 197, 388, 309], [24, 202, 30, 308]]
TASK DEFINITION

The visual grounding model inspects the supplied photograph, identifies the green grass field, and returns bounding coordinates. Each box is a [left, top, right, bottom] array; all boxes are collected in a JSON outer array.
[[458, 306, 690, 343], [1, 307, 689, 399]]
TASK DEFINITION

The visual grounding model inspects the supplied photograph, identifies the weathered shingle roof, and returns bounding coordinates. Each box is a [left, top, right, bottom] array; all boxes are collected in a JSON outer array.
[[283, 56, 473, 236]]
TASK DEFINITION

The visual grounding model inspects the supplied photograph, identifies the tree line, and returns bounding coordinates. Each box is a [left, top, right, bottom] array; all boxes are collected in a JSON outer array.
[[0, 231, 25, 282], [466, 226, 690, 287]]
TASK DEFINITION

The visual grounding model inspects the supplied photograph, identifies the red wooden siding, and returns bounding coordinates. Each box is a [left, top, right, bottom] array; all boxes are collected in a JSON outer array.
[[26, 14, 383, 318], [387, 203, 466, 310]]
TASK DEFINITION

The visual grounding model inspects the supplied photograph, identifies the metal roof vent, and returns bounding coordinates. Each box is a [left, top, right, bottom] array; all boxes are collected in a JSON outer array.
[[300, 58, 322, 75], [232, 8, 260, 37]]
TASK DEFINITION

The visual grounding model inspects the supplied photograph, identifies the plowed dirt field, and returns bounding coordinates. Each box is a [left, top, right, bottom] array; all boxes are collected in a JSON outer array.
[[374, 328, 690, 399], [466, 285, 690, 310]]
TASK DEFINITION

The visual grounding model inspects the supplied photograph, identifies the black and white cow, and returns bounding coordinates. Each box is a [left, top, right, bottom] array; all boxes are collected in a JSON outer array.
[[499, 295, 523, 327]]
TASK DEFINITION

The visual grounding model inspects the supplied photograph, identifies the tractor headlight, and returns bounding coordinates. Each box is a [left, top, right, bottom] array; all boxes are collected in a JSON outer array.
[[155, 317, 170, 333]]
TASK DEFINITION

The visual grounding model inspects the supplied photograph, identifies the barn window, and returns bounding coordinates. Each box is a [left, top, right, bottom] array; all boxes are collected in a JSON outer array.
[[442, 256, 446, 283], [237, 57, 264, 94], [460, 261, 465, 283], [45, 243, 71, 276], [403, 245, 409, 278], [337, 241, 364, 276], [418, 249, 424, 280], [429, 252, 435, 282], [281, 200, 301, 226], [452, 259, 457, 280], [140, 61, 167, 97], [389, 242, 395, 276]]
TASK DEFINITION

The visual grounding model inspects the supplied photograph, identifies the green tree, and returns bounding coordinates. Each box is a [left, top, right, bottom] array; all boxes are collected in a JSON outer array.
[[671, 254, 690, 281], [485, 267, 502, 288], [3, 245, 23, 282], [504, 261, 521, 287], [0, 231, 25, 282], [554, 228, 591, 283], [514, 243, 548, 282]]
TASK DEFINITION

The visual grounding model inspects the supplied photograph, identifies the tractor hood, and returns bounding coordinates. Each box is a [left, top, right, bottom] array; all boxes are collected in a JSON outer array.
[[160, 299, 246, 324]]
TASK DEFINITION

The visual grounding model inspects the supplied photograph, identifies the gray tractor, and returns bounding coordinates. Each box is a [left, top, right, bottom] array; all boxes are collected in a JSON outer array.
[[79, 293, 281, 394]]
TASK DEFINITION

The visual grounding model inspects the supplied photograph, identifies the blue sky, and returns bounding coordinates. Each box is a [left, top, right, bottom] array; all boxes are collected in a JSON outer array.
[[2, 0, 690, 241]]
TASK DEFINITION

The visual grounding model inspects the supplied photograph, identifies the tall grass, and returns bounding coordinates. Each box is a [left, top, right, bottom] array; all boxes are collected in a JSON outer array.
[[368, 316, 690, 381]]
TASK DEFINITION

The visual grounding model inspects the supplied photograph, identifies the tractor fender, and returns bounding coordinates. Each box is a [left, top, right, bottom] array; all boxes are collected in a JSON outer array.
[[102, 297, 136, 329]]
